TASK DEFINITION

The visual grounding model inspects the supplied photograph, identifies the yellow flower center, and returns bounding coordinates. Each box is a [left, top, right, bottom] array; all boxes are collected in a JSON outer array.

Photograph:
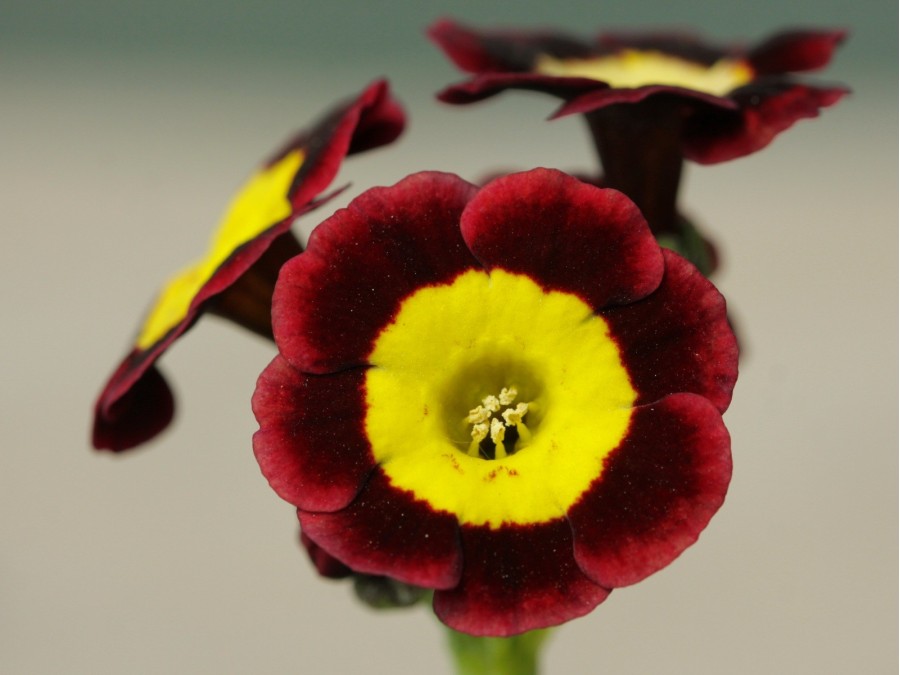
[[534, 49, 753, 97], [364, 269, 637, 528], [135, 149, 304, 350]]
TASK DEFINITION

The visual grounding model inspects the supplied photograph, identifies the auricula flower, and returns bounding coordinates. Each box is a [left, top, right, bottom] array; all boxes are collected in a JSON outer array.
[[92, 81, 404, 452], [253, 168, 738, 636], [430, 20, 847, 235]]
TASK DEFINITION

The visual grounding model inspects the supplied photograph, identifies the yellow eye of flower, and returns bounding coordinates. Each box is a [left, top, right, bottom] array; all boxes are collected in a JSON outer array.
[[364, 269, 637, 528], [534, 50, 753, 96]]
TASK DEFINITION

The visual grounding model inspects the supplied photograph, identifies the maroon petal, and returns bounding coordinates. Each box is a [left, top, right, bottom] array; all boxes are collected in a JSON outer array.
[[748, 29, 847, 75], [252, 356, 374, 512], [275, 79, 406, 211], [569, 393, 732, 588], [428, 18, 590, 74], [298, 470, 463, 590], [273, 172, 480, 374], [300, 530, 353, 579], [92, 361, 174, 452], [551, 84, 736, 119], [437, 71, 599, 106], [683, 79, 849, 164], [433, 520, 610, 636], [461, 169, 663, 310], [91, 222, 295, 453], [601, 250, 738, 412]]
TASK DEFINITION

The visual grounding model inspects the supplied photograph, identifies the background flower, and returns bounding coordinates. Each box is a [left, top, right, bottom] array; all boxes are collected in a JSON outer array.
[[430, 20, 847, 237], [253, 169, 737, 636], [430, 19, 847, 164], [91, 81, 404, 452]]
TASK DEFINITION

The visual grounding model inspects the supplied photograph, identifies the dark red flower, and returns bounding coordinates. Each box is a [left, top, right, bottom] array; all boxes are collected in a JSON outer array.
[[431, 19, 846, 162], [253, 169, 737, 636], [92, 81, 404, 452], [430, 20, 847, 234]]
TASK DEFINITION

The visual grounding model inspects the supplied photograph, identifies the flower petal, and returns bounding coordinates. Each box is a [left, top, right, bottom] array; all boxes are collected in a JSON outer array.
[[551, 84, 735, 119], [569, 393, 731, 588], [252, 355, 374, 512], [601, 250, 737, 412], [433, 519, 610, 636], [300, 530, 353, 579], [273, 79, 405, 211], [437, 71, 599, 106], [428, 18, 590, 73], [683, 79, 849, 164], [91, 361, 174, 452], [298, 469, 463, 590], [273, 172, 480, 374], [460, 168, 664, 310], [747, 29, 847, 75]]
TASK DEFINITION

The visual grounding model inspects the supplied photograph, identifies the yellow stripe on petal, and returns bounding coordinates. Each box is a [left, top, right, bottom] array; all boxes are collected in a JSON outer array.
[[136, 150, 304, 350], [365, 269, 637, 528], [535, 50, 753, 97]]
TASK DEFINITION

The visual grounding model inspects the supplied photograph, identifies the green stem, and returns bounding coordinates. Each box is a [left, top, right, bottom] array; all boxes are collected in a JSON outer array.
[[445, 627, 551, 675]]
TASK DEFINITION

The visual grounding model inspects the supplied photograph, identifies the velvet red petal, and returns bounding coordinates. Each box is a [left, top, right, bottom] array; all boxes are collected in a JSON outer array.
[[275, 79, 406, 211], [461, 169, 663, 310], [300, 530, 353, 579], [569, 393, 732, 588], [273, 172, 480, 374], [252, 355, 374, 512], [551, 84, 736, 119], [748, 29, 847, 76], [436, 71, 598, 106], [433, 520, 610, 636], [428, 18, 590, 74], [91, 223, 295, 453], [600, 250, 738, 412], [683, 80, 849, 164], [298, 470, 463, 590], [601, 250, 737, 413], [92, 360, 174, 452]]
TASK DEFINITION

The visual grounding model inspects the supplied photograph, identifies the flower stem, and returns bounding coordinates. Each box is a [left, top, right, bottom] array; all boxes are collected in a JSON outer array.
[[444, 627, 551, 675], [584, 98, 685, 237]]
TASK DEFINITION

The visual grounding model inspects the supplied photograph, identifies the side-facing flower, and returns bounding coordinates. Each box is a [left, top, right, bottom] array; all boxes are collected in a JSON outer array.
[[92, 81, 404, 452], [253, 168, 737, 636], [430, 20, 846, 235]]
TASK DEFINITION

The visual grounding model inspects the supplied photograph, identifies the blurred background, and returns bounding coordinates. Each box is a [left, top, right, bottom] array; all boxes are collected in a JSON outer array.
[[1, 1, 896, 673]]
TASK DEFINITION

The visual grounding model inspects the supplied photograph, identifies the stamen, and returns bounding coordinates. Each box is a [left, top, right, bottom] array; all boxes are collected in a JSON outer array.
[[469, 422, 489, 456], [481, 395, 500, 413], [501, 402, 529, 426], [498, 387, 517, 406], [490, 418, 507, 459], [465, 405, 491, 425]]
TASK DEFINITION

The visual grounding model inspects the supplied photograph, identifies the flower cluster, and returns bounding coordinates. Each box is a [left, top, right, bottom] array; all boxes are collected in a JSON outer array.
[[91, 19, 846, 643]]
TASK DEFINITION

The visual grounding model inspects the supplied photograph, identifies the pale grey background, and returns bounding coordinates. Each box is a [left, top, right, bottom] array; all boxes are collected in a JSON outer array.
[[2, 1, 896, 673]]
